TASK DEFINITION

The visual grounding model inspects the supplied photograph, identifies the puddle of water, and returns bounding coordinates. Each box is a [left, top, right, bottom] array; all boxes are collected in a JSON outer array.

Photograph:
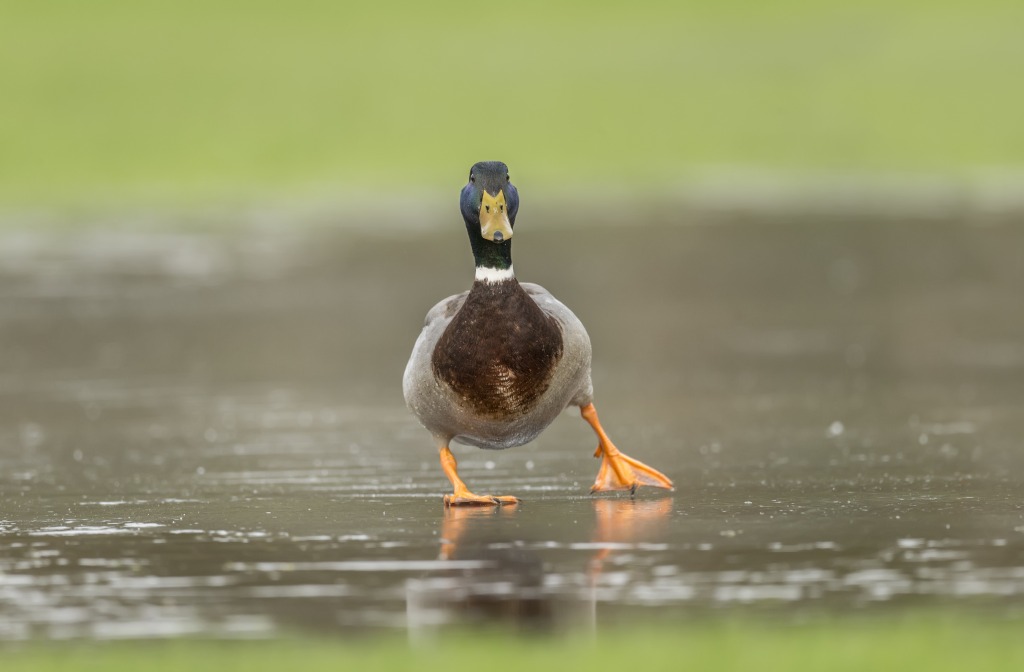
[[1, 214, 1023, 640]]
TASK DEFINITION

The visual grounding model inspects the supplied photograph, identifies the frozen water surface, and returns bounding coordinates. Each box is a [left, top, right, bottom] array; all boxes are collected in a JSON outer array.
[[1, 211, 1023, 639]]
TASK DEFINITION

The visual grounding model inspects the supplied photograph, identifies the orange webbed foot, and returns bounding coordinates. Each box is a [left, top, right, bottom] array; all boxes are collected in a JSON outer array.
[[581, 403, 673, 494], [591, 448, 673, 493], [438, 443, 520, 506], [443, 491, 520, 507]]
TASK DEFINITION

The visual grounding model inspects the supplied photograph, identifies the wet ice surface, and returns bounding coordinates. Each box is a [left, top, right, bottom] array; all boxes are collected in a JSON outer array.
[[1, 213, 1023, 640]]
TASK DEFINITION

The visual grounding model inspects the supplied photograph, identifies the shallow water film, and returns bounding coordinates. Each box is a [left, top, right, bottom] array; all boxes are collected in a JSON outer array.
[[1, 212, 1023, 640]]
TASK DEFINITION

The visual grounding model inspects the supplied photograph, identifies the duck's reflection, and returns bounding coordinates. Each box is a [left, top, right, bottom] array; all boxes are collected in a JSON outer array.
[[407, 497, 673, 639], [438, 505, 518, 561], [589, 497, 675, 576]]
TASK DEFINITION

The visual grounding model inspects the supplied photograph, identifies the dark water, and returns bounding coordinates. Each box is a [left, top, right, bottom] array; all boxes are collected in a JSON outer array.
[[1, 211, 1023, 640]]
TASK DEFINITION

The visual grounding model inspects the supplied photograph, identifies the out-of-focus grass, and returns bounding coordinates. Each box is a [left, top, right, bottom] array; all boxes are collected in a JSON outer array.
[[6, 617, 1024, 672], [2, 1, 1023, 206]]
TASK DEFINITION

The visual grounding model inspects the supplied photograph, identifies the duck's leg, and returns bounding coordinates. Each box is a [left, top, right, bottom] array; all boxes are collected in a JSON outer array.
[[439, 442, 520, 507], [580, 403, 674, 493]]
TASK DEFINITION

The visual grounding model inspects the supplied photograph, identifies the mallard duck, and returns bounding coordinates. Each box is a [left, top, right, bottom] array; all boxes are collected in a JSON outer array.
[[403, 161, 673, 506]]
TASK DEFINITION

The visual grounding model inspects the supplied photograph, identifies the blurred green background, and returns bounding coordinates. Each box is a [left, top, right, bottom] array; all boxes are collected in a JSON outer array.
[[2, 0, 1023, 207]]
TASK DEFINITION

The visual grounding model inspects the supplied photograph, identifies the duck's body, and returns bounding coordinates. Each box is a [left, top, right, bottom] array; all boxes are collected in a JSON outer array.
[[403, 280, 592, 450], [404, 161, 672, 506]]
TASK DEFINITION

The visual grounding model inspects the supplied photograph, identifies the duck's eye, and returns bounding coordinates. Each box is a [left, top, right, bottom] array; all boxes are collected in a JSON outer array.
[[506, 174, 510, 182], [470, 174, 475, 183]]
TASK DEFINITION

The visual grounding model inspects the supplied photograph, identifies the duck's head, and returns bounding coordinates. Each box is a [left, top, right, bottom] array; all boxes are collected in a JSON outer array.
[[460, 161, 519, 272], [461, 160, 520, 239]]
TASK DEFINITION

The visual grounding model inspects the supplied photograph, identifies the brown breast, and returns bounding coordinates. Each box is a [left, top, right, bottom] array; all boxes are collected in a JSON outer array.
[[431, 279, 564, 421]]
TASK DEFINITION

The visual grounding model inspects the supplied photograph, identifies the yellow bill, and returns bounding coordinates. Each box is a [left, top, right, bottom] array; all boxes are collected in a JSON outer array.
[[479, 190, 513, 242]]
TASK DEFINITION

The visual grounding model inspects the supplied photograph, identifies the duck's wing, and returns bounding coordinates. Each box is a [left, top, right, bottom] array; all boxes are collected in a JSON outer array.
[[520, 283, 580, 327], [422, 290, 469, 330], [412, 290, 469, 361], [403, 290, 469, 416]]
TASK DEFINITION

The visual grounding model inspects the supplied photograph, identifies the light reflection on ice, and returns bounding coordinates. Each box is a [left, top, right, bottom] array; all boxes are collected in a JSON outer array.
[[225, 560, 492, 573], [1, 522, 1023, 640], [28, 523, 165, 537]]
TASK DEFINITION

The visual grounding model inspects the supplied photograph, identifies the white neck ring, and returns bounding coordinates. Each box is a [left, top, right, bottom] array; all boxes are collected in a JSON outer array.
[[475, 265, 515, 283]]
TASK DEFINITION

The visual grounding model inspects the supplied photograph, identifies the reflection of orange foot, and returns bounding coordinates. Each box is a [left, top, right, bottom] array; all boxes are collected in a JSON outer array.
[[439, 505, 516, 560], [590, 497, 674, 575], [593, 497, 675, 538], [580, 404, 673, 493], [438, 443, 521, 507]]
